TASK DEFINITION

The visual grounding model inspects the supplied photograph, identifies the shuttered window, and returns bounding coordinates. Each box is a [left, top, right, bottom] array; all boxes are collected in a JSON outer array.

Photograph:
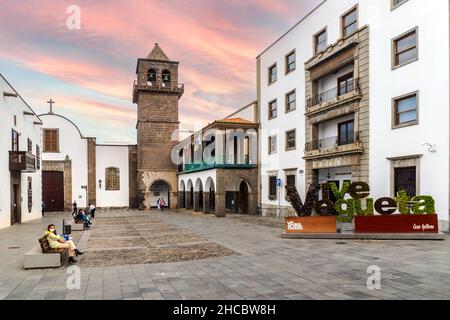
[[269, 176, 277, 199], [43, 129, 59, 153]]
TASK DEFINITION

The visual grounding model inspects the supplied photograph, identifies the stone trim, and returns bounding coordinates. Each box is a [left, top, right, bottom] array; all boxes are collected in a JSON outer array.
[[388, 155, 421, 197]]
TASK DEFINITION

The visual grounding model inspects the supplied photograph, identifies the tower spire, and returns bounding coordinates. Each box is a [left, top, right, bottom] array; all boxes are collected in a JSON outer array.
[[147, 43, 169, 61]]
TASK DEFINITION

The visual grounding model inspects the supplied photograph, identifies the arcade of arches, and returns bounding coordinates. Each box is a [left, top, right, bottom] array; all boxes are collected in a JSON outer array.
[[178, 169, 258, 217]]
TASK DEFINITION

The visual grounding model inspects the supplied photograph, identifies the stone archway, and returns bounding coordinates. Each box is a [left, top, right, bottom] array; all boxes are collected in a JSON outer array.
[[194, 179, 203, 212], [205, 177, 215, 213], [178, 180, 186, 209], [149, 180, 171, 209], [186, 180, 194, 210], [239, 180, 250, 214]]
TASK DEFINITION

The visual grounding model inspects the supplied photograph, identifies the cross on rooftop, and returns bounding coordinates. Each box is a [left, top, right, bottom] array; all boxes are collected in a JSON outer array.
[[47, 99, 55, 114]]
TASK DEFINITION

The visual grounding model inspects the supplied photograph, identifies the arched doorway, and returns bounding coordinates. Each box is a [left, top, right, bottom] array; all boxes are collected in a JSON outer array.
[[195, 179, 203, 212], [149, 180, 170, 209], [205, 177, 215, 213], [239, 181, 249, 214], [179, 180, 186, 209]]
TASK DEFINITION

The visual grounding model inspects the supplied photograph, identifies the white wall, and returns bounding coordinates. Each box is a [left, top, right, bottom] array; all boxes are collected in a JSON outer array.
[[0, 74, 43, 229], [41, 114, 89, 207], [95, 145, 130, 207], [258, 0, 450, 228], [178, 169, 217, 193]]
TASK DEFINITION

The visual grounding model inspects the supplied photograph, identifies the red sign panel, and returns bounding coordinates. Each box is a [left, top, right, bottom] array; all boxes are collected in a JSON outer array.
[[355, 214, 439, 234]]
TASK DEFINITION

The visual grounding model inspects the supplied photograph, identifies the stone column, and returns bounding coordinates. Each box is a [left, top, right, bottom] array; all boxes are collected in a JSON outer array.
[[186, 191, 192, 210], [170, 191, 178, 210], [248, 192, 258, 216], [214, 192, 226, 217], [203, 192, 210, 213], [193, 192, 200, 211]]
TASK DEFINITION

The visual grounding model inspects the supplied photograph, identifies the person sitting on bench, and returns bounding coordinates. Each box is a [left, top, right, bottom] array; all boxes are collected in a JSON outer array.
[[76, 209, 92, 226], [45, 224, 84, 264]]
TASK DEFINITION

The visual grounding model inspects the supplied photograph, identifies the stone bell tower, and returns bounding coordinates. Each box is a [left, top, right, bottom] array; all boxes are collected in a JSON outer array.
[[133, 43, 184, 209]]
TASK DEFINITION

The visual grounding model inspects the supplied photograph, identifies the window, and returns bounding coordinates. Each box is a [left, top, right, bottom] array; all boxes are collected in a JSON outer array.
[[393, 92, 418, 128], [315, 29, 327, 54], [268, 99, 278, 120], [337, 72, 354, 96], [28, 177, 32, 213], [43, 129, 59, 153], [27, 138, 32, 153], [162, 70, 171, 83], [11, 130, 19, 151], [286, 130, 296, 151], [269, 176, 278, 200], [147, 69, 156, 84], [286, 90, 296, 113], [105, 167, 120, 191], [393, 28, 418, 68], [286, 172, 296, 188], [394, 166, 416, 198], [342, 7, 358, 37], [268, 64, 277, 85], [391, 0, 409, 10], [285, 51, 296, 74], [338, 120, 355, 146], [36, 145, 40, 170], [268, 135, 277, 154], [13, 115, 16, 126]]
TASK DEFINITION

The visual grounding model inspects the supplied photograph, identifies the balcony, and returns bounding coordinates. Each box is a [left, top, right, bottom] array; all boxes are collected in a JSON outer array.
[[133, 80, 184, 102], [306, 79, 362, 115], [304, 133, 363, 160], [180, 156, 256, 174], [9, 151, 36, 172]]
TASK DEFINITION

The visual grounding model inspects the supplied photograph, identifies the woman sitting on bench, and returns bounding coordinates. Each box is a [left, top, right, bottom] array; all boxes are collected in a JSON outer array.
[[76, 209, 92, 226], [45, 225, 84, 264]]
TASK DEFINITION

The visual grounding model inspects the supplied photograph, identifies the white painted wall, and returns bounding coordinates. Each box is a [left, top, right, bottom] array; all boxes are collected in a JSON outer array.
[[258, 0, 450, 228], [40, 114, 89, 207], [95, 145, 130, 208], [0, 74, 43, 229], [318, 114, 354, 140]]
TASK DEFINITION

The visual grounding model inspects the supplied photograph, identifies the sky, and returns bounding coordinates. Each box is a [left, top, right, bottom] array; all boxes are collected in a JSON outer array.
[[0, 0, 321, 143]]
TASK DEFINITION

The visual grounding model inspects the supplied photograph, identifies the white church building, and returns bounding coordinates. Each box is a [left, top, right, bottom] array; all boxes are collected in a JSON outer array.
[[0, 74, 43, 229], [39, 107, 133, 212]]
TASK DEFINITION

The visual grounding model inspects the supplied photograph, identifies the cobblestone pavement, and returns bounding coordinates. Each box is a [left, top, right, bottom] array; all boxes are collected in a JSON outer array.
[[0, 209, 449, 300]]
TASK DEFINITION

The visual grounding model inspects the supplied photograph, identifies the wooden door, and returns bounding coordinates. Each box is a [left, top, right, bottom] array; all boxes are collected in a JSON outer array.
[[11, 184, 19, 224], [42, 171, 64, 212]]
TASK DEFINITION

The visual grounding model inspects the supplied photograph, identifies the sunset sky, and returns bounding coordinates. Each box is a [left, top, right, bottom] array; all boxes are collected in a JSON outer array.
[[0, 0, 321, 143]]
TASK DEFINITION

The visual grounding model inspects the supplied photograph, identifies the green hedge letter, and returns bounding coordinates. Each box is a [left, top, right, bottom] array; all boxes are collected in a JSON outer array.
[[411, 196, 436, 215]]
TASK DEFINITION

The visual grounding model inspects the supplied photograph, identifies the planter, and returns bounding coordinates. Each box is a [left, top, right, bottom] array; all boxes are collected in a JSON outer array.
[[355, 214, 439, 234], [337, 221, 354, 233], [285, 216, 337, 234]]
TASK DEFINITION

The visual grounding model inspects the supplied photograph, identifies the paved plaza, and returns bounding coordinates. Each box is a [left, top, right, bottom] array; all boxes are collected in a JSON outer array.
[[0, 209, 449, 300]]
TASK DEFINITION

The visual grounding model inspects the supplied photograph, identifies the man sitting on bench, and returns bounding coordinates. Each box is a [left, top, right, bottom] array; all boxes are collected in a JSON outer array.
[[75, 209, 92, 227], [45, 225, 84, 264]]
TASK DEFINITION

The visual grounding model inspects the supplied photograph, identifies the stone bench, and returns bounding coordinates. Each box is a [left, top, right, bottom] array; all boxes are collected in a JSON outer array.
[[23, 237, 69, 270]]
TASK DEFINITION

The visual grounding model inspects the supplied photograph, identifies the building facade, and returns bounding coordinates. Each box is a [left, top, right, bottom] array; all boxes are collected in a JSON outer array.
[[176, 102, 259, 217], [257, 0, 450, 231], [40, 112, 132, 211], [133, 44, 184, 210], [0, 74, 43, 229]]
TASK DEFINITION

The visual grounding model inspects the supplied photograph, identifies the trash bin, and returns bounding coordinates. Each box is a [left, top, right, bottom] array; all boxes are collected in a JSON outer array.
[[64, 224, 72, 235]]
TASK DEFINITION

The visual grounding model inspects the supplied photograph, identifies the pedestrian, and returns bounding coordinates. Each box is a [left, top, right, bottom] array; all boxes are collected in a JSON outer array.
[[160, 198, 166, 211], [41, 202, 46, 217], [89, 204, 96, 219], [156, 198, 161, 210], [72, 201, 78, 217]]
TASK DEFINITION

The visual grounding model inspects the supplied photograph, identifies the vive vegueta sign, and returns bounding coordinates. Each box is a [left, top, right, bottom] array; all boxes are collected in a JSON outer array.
[[285, 182, 438, 234]]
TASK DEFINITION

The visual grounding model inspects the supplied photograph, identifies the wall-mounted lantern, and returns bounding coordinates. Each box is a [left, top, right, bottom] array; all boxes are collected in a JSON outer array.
[[98, 179, 102, 189]]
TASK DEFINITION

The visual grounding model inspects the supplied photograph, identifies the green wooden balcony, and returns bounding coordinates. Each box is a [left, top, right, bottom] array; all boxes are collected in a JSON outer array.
[[181, 156, 256, 173]]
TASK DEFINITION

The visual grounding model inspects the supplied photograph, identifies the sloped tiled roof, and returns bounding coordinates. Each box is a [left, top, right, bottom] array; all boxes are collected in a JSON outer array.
[[147, 43, 169, 61], [215, 118, 256, 125]]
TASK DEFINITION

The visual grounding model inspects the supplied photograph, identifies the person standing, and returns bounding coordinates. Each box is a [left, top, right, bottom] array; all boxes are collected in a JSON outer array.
[[72, 201, 78, 217], [89, 204, 96, 219], [160, 198, 166, 211], [156, 198, 161, 211]]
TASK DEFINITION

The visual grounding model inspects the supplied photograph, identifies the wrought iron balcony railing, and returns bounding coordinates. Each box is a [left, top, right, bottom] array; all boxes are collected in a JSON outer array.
[[305, 132, 359, 152], [306, 78, 360, 108]]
